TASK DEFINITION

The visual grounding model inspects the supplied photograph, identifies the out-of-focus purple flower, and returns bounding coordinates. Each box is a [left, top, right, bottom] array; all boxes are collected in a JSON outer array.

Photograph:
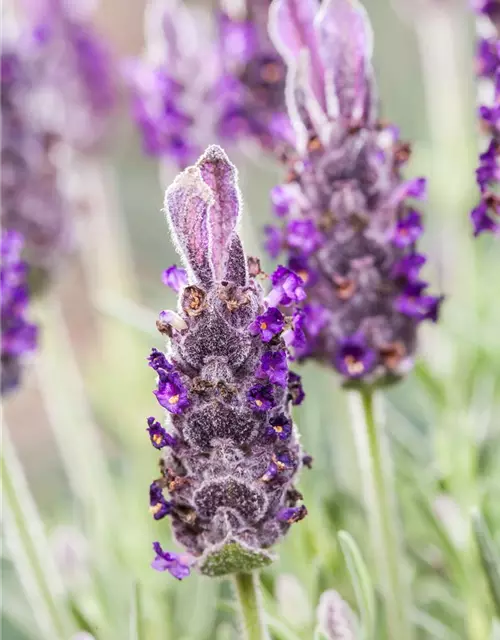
[[257, 350, 288, 386], [1, 43, 70, 270], [266, 265, 306, 307], [248, 307, 285, 342], [127, 0, 220, 168], [266, 0, 443, 385], [395, 282, 443, 322], [162, 265, 188, 292], [264, 225, 283, 258], [216, 1, 291, 154], [146, 146, 306, 578], [471, 0, 500, 234], [151, 542, 191, 580], [283, 310, 307, 354], [22, 0, 116, 153], [1, 230, 38, 394], [334, 335, 377, 379]]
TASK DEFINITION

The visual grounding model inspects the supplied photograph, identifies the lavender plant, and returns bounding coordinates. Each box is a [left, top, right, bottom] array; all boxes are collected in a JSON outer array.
[[128, 0, 220, 169], [1, 39, 70, 272], [146, 145, 308, 596], [470, 0, 500, 235], [21, 0, 116, 154], [266, 0, 443, 387], [216, 0, 293, 154], [1, 230, 38, 394]]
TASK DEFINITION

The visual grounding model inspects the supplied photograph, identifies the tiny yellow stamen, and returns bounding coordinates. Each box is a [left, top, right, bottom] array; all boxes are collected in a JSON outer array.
[[255, 399, 263, 407], [152, 434, 163, 445], [149, 503, 162, 515], [168, 394, 179, 405], [274, 425, 283, 433], [344, 355, 365, 376], [260, 322, 267, 330]]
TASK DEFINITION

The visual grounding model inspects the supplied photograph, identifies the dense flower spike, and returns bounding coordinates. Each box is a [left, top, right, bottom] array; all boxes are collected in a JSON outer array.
[[127, 0, 220, 168], [21, 0, 116, 153], [1, 231, 38, 394], [267, 0, 443, 385], [471, 0, 500, 235], [146, 145, 307, 578], [216, 0, 293, 153], [1, 39, 70, 269]]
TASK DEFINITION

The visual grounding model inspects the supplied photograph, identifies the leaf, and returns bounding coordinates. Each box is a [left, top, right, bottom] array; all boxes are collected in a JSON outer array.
[[337, 531, 376, 639], [471, 510, 500, 617]]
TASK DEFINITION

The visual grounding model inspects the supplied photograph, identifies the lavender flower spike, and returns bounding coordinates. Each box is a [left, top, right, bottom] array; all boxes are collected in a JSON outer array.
[[1, 230, 38, 394], [146, 145, 307, 578], [267, 0, 443, 386], [470, 0, 500, 235]]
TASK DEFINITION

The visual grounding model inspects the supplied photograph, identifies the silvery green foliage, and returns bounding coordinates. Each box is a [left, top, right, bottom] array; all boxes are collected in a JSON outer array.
[[148, 145, 308, 578], [316, 589, 359, 640]]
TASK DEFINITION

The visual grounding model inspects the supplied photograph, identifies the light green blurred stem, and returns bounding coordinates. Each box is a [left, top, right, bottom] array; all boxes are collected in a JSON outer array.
[[1, 426, 70, 639], [349, 389, 413, 640], [233, 573, 270, 640]]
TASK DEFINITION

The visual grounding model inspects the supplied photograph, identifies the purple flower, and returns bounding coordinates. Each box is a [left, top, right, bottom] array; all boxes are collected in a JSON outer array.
[[149, 482, 172, 521], [151, 542, 191, 580], [147, 146, 307, 578], [147, 348, 173, 372], [162, 265, 188, 292], [264, 225, 283, 258], [277, 505, 307, 524], [283, 310, 307, 352], [391, 253, 426, 282], [1, 231, 38, 394], [334, 335, 376, 379], [395, 282, 443, 322], [247, 384, 275, 412], [471, 201, 500, 236], [392, 209, 423, 247], [286, 220, 323, 256], [248, 307, 284, 342], [266, 266, 306, 307], [154, 371, 190, 414], [264, 0, 442, 383], [146, 417, 177, 449], [267, 414, 292, 440], [257, 350, 288, 386]]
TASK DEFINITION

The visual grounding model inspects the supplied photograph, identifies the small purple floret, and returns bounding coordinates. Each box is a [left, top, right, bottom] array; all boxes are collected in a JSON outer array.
[[162, 265, 187, 292], [149, 482, 172, 521], [266, 266, 306, 307], [247, 384, 275, 412], [154, 371, 190, 414], [146, 417, 177, 449], [151, 542, 191, 580], [257, 350, 288, 386], [248, 307, 284, 342], [277, 505, 307, 524], [335, 335, 376, 379]]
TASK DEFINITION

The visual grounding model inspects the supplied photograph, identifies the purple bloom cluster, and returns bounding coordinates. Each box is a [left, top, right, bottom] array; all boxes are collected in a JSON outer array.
[[265, 0, 443, 386], [1, 41, 70, 271], [1, 231, 38, 394], [145, 145, 307, 579], [127, 0, 220, 168], [471, 0, 500, 235], [216, 0, 293, 153], [23, 0, 116, 153]]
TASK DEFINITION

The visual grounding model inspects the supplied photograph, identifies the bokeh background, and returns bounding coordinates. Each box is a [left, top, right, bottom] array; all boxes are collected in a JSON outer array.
[[2, 1, 500, 639]]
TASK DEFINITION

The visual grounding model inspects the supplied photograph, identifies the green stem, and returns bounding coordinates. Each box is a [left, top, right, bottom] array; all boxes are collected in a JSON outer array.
[[233, 572, 269, 640], [1, 426, 70, 639], [349, 389, 413, 640]]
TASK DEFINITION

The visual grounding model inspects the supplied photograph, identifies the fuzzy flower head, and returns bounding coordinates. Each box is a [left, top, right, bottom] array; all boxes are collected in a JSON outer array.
[[216, 0, 293, 153], [145, 145, 308, 579], [127, 0, 221, 169], [1, 38, 71, 272], [21, 0, 116, 153], [1, 231, 38, 394], [471, 0, 500, 235], [266, 0, 443, 386]]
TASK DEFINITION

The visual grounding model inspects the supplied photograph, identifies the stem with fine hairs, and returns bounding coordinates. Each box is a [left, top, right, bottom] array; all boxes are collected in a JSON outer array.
[[233, 572, 270, 640]]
